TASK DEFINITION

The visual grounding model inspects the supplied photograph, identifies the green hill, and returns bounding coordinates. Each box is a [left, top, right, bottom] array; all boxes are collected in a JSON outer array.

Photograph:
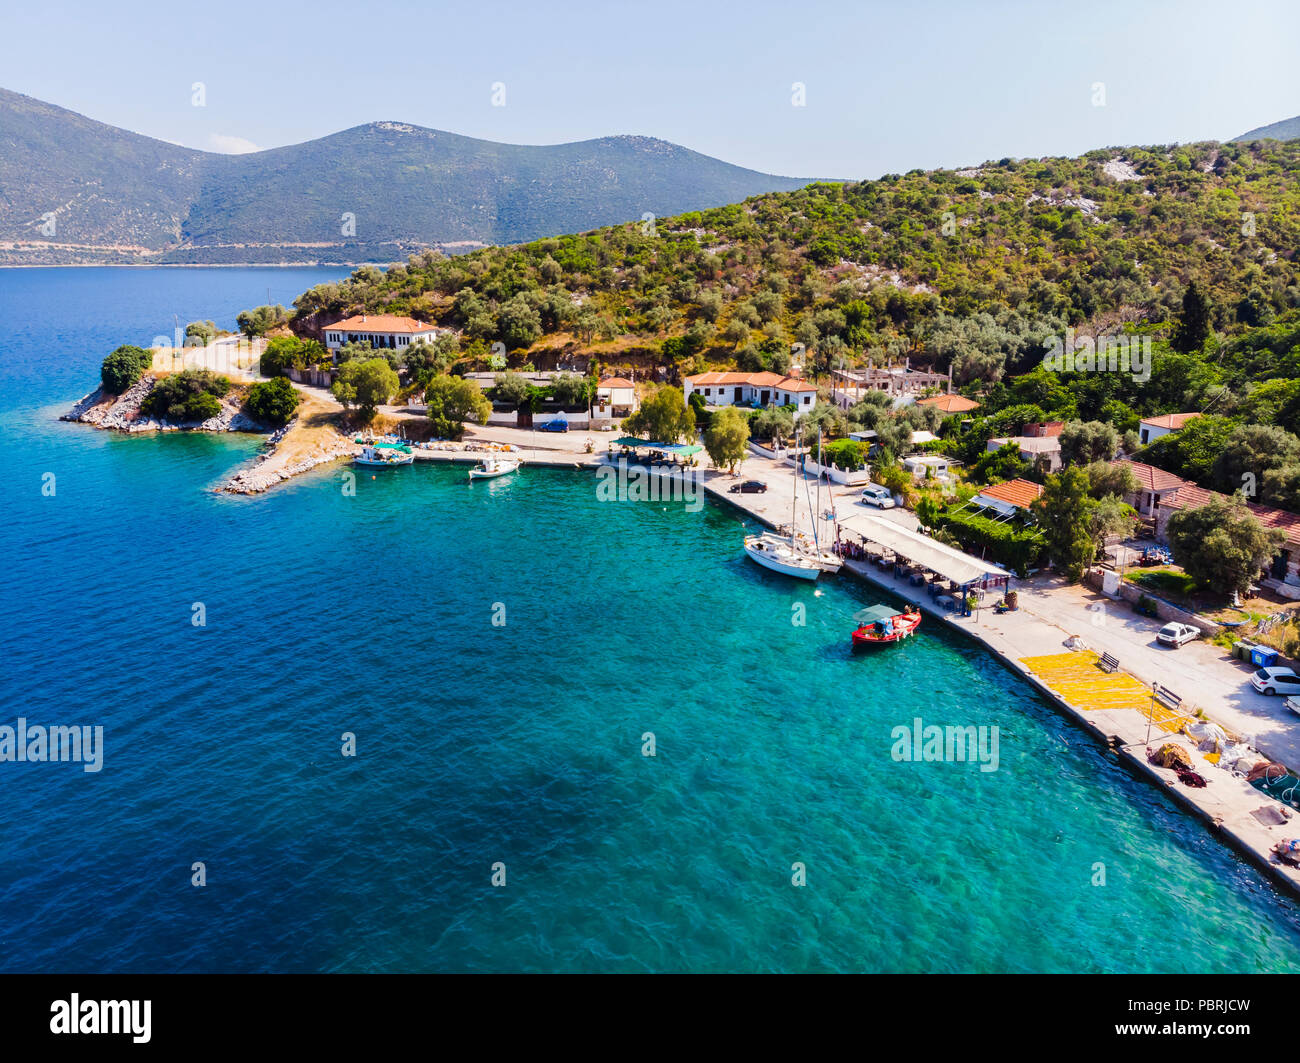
[[0, 87, 814, 265], [1235, 115, 1300, 142], [286, 139, 1299, 380]]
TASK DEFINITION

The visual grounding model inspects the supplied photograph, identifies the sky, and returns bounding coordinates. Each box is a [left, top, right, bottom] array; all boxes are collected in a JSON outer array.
[[5, 0, 1299, 179]]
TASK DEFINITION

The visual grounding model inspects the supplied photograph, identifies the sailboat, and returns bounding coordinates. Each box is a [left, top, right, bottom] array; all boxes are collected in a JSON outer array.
[[743, 423, 833, 580]]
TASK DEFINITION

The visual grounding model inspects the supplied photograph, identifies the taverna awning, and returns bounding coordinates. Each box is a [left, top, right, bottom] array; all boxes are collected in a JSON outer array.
[[837, 512, 1010, 587]]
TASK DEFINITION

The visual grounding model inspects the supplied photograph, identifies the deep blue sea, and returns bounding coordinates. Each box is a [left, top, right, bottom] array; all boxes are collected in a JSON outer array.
[[3, 267, 1300, 972]]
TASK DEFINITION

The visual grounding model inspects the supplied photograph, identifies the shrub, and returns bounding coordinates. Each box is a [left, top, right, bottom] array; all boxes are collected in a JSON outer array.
[[244, 377, 302, 427], [100, 345, 153, 394], [142, 369, 231, 423], [928, 506, 1046, 577]]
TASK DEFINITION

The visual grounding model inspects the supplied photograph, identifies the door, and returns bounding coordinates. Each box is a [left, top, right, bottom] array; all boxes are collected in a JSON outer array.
[[517, 409, 533, 428], [1272, 550, 1290, 580], [760, 390, 770, 406], [734, 387, 743, 403]]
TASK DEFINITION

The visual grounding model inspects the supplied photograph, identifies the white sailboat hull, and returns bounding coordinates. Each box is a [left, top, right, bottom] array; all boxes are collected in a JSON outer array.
[[743, 535, 821, 580]]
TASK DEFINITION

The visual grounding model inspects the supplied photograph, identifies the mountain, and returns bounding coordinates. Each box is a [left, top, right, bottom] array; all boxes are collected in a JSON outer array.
[[1235, 115, 1300, 142], [0, 87, 814, 266]]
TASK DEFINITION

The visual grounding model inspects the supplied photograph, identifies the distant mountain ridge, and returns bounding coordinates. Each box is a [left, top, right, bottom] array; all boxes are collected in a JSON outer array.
[[0, 88, 814, 265], [1235, 115, 1300, 142]]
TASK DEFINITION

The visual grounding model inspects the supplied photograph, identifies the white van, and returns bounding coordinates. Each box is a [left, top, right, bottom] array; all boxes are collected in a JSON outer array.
[[860, 483, 896, 509]]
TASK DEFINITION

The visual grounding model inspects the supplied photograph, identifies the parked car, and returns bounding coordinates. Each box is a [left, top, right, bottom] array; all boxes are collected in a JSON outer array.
[[1157, 622, 1200, 647], [729, 480, 768, 494], [860, 483, 896, 509], [537, 419, 569, 432], [1251, 666, 1300, 695]]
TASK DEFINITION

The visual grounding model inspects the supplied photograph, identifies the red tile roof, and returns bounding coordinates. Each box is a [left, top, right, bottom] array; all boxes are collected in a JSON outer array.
[[327, 314, 437, 333], [598, 377, 635, 389], [976, 478, 1044, 510], [685, 371, 818, 393], [1116, 461, 1194, 494], [1158, 485, 1300, 550], [1140, 412, 1200, 430], [916, 394, 980, 413]]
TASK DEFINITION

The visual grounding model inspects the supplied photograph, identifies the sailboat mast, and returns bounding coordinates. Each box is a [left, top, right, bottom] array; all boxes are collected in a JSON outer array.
[[790, 421, 800, 546]]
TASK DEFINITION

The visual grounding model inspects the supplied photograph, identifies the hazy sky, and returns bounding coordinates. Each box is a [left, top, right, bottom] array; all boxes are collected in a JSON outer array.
[[7, 0, 1298, 178]]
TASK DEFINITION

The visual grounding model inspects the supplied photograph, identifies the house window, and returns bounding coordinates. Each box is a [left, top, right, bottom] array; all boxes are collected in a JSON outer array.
[[803, 395, 811, 404]]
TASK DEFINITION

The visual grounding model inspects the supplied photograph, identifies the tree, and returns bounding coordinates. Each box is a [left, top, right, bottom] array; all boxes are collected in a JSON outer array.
[[186, 320, 219, 345], [1059, 420, 1119, 465], [492, 372, 532, 407], [750, 405, 795, 447], [1082, 460, 1138, 499], [704, 406, 750, 473], [100, 345, 153, 394], [497, 295, 543, 350], [1212, 424, 1300, 498], [260, 335, 325, 377], [550, 372, 593, 407], [425, 375, 492, 440], [1031, 467, 1097, 580], [970, 442, 1029, 485], [331, 358, 399, 419], [1166, 494, 1286, 598], [623, 386, 695, 443], [1171, 281, 1210, 353], [244, 377, 302, 427], [236, 304, 290, 339]]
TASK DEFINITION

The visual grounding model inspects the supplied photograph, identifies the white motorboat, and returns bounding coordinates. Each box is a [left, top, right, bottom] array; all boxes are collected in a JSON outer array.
[[468, 456, 521, 481], [743, 532, 823, 580]]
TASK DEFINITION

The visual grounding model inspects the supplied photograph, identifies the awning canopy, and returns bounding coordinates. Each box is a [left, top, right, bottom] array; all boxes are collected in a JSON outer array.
[[837, 512, 1010, 587], [609, 436, 700, 455], [662, 444, 703, 455], [853, 604, 903, 624]]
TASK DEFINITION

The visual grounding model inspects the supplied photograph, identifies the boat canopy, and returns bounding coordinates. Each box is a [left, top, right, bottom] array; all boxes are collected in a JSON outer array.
[[837, 512, 1010, 588], [853, 604, 903, 624]]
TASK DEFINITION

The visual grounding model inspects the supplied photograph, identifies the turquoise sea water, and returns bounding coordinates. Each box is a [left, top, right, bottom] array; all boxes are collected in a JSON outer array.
[[3, 267, 1300, 973]]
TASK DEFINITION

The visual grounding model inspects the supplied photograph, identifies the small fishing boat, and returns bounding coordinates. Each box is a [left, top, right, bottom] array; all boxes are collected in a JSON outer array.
[[851, 604, 922, 647], [743, 532, 823, 580], [355, 442, 414, 466], [468, 456, 521, 481]]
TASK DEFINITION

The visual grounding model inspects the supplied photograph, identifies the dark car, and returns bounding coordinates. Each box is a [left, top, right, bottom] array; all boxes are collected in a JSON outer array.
[[537, 419, 569, 432], [729, 480, 768, 494]]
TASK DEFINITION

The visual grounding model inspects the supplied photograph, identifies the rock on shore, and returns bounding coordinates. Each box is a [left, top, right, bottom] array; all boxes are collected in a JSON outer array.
[[62, 374, 266, 433]]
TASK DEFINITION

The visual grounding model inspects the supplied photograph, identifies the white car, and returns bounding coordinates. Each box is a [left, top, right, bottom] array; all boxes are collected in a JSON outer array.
[[860, 483, 896, 509], [1157, 622, 1199, 647], [1251, 667, 1300, 696]]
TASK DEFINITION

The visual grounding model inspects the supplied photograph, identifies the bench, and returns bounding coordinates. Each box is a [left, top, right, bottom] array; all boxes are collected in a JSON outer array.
[[1154, 686, 1182, 711], [1098, 652, 1120, 673]]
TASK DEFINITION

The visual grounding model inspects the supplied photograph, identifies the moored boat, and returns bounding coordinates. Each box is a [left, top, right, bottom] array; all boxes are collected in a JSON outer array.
[[743, 532, 822, 580], [468, 456, 521, 481], [851, 604, 922, 647], [355, 442, 414, 466]]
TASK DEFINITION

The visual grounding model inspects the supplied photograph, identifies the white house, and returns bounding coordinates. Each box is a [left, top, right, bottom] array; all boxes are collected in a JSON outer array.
[[1138, 412, 1200, 446], [594, 377, 637, 419], [683, 371, 818, 418], [322, 314, 443, 352]]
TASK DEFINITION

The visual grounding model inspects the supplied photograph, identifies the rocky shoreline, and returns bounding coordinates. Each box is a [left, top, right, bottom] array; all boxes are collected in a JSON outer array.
[[61, 375, 263, 433], [216, 423, 357, 494], [60, 372, 358, 496]]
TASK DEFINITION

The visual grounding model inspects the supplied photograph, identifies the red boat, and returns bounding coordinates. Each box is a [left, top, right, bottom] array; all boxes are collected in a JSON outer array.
[[851, 604, 922, 647]]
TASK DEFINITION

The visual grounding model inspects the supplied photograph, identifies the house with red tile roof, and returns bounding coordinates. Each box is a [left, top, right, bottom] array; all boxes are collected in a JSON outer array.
[[1152, 483, 1300, 588], [1111, 460, 1195, 517], [972, 478, 1045, 516], [593, 376, 638, 424], [683, 370, 819, 418], [1138, 412, 1200, 446], [323, 313, 444, 352]]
